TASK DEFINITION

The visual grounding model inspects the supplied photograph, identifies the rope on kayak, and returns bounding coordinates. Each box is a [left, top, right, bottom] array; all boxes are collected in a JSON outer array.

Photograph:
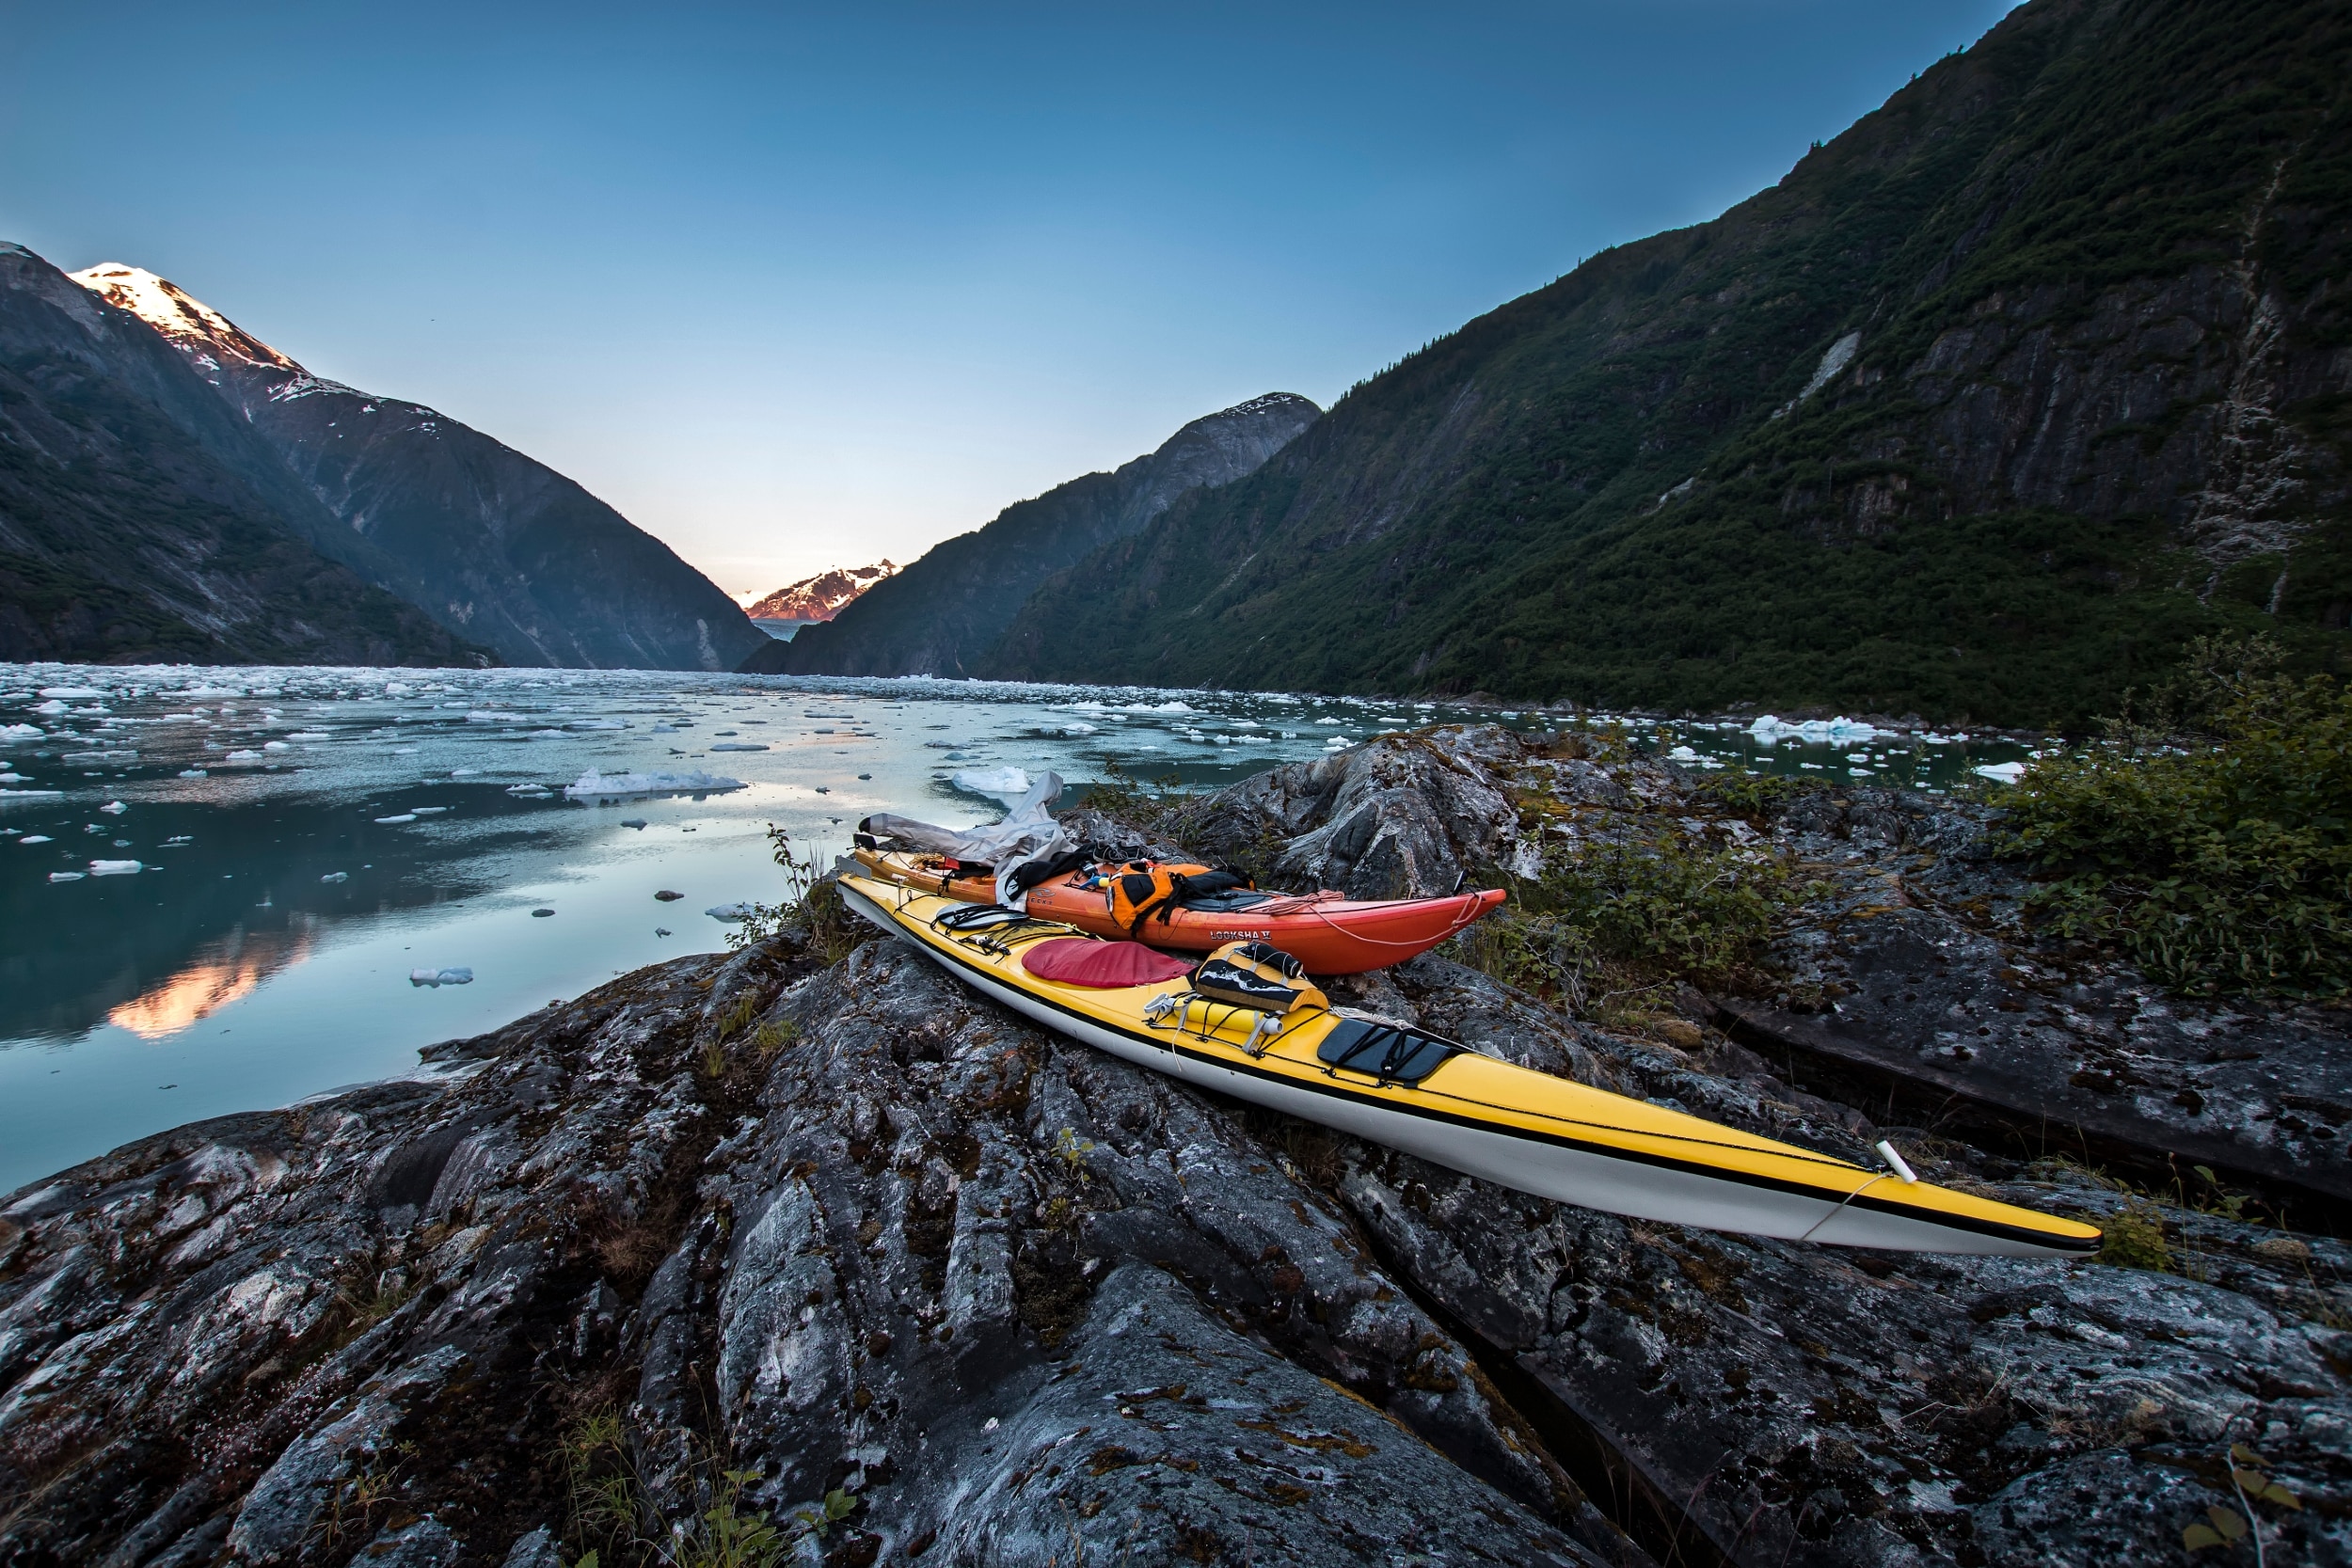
[[1280, 889, 1494, 949], [1795, 1172, 1896, 1242]]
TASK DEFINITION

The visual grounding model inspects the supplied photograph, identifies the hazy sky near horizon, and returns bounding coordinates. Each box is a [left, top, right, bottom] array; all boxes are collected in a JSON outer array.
[[4, 1, 2018, 597]]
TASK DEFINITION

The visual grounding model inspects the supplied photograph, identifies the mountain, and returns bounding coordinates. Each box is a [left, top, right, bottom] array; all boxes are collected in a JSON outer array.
[[758, 392, 1320, 676], [987, 0, 2352, 725], [0, 243, 485, 666], [67, 262, 765, 672], [744, 560, 898, 624]]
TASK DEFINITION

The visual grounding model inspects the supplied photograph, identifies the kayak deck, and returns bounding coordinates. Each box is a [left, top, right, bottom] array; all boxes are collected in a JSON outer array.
[[840, 875, 2101, 1258]]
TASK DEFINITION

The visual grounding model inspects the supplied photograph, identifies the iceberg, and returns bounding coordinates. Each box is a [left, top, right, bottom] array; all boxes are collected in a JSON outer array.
[[100, 800, 126, 815], [952, 765, 1032, 800], [321, 871, 348, 883], [0, 723, 40, 742], [706, 902, 760, 921], [408, 966, 474, 987], [374, 814, 419, 824], [37, 687, 106, 700], [49, 871, 85, 882], [88, 860, 142, 876], [2, 789, 64, 802], [563, 768, 746, 800], [1972, 761, 2028, 784]]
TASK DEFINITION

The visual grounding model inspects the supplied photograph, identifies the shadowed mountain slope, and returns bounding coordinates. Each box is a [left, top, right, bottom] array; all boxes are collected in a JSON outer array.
[[69, 262, 764, 672], [986, 0, 2352, 724], [761, 392, 1319, 676], [0, 244, 484, 666]]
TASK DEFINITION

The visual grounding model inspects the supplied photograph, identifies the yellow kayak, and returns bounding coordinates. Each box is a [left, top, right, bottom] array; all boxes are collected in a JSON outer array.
[[840, 875, 2100, 1258]]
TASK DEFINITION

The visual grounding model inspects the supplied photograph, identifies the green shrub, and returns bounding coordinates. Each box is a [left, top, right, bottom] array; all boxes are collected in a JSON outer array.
[[1453, 832, 1799, 1015], [2002, 637, 2352, 999]]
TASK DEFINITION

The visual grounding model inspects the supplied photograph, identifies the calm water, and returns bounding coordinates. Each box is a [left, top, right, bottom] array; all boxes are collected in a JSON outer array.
[[0, 662, 2034, 1193]]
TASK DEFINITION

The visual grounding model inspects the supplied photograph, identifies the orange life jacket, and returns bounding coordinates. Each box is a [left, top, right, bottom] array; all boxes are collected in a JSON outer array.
[[1104, 860, 1216, 934]]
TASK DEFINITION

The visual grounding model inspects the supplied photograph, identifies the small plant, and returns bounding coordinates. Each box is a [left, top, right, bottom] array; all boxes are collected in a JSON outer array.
[[1053, 1128, 1095, 1181], [729, 827, 865, 962], [2184, 1440, 2301, 1558], [563, 1410, 811, 1568], [2096, 1203, 2173, 1274]]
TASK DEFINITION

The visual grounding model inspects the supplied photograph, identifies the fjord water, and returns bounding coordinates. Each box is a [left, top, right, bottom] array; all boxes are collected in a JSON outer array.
[[0, 663, 2030, 1193]]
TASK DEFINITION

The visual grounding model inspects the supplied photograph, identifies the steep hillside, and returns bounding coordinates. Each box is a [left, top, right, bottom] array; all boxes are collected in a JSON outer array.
[[989, 0, 2352, 724], [0, 245, 484, 666], [69, 264, 765, 672], [763, 392, 1319, 676], [745, 560, 898, 623]]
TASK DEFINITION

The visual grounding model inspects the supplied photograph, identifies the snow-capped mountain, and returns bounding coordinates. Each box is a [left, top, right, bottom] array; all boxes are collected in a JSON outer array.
[[63, 262, 763, 672], [744, 561, 898, 624]]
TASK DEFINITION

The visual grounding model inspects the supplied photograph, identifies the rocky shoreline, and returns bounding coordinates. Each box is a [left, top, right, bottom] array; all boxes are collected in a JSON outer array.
[[4, 727, 2347, 1566]]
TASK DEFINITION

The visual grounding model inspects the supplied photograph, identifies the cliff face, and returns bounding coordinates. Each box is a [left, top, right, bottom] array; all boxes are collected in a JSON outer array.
[[0, 245, 485, 667], [764, 392, 1319, 677], [68, 263, 765, 673], [990, 0, 2352, 723]]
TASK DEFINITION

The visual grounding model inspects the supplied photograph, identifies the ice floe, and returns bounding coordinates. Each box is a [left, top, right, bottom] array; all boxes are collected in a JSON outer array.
[[1972, 761, 2027, 784], [409, 967, 473, 987], [706, 902, 759, 921], [952, 766, 1032, 800], [563, 768, 746, 800], [89, 860, 142, 875]]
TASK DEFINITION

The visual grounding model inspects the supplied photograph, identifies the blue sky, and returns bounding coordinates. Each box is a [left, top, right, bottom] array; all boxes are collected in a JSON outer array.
[[3, 1, 2018, 595]]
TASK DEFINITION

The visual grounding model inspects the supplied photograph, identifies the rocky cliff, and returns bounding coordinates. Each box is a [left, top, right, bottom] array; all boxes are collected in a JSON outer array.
[[6, 727, 2346, 1566], [66, 261, 765, 673], [988, 0, 2352, 723], [760, 393, 1320, 677], [0, 245, 485, 667]]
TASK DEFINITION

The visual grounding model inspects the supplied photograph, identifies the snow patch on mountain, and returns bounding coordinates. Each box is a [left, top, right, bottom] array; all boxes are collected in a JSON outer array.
[[67, 262, 298, 372]]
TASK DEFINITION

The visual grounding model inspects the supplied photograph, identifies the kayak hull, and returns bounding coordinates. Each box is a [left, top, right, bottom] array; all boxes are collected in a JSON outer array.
[[851, 847, 1502, 973], [839, 876, 2102, 1258]]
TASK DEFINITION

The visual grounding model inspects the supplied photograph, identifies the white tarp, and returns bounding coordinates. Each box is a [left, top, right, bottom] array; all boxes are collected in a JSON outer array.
[[862, 770, 1072, 909]]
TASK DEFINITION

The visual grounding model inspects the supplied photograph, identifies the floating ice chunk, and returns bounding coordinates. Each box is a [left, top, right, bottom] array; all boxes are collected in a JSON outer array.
[[408, 966, 473, 987], [1062, 723, 1097, 736], [564, 768, 746, 800], [374, 814, 419, 824], [37, 687, 105, 700], [0, 723, 40, 742], [411, 806, 449, 816], [569, 718, 629, 731], [464, 710, 509, 722], [1324, 736, 1353, 749], [451, 768, 478, 777], [89, 860, 142, 875], [391, 746, 420, 755], [651, 723, 677, 734], [1666, 746, 1704, 763], [32, 701, 70, 716], [0, 773, 22, 784], [526, 729, 566, 739], [49, 871, 85, 882], [706, 902, 758, 921], [1972, 761, 2027, 784], [287, 731, 331, 742], [708, 742, 769, 752], [262, 741, 291, 752], [952, 766, 1032, 800], [100, 800, 126, 815], [1315, 718, 1343, 725], [1850, 768, 1873, 777], [382, 681, 412, 697], [321, 871, 348, 883], [21, 834, 52, 844]]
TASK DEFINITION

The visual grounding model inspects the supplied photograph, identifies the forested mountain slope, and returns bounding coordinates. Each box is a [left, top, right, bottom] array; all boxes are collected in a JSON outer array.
[[986, 0, 2352, 723], [69, 263, 763, 672], [0, 244, 483, 666], [767, 392, 1318, 676]]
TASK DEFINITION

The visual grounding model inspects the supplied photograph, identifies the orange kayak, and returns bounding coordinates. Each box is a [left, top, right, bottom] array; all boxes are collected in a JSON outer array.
[[850, 847, 1504, 974]]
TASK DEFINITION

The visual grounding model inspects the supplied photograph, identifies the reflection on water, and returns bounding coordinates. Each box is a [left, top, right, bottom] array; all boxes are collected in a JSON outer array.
[[106, 923, 315, 1039]]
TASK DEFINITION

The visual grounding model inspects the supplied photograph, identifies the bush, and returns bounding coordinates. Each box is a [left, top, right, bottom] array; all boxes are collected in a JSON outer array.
[[2001, 637, 2352, 999], [1452, 832, 1800, 1017]]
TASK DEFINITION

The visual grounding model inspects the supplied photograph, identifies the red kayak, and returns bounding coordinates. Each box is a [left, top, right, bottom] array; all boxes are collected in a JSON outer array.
[[852, 848, 1503, 974]]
